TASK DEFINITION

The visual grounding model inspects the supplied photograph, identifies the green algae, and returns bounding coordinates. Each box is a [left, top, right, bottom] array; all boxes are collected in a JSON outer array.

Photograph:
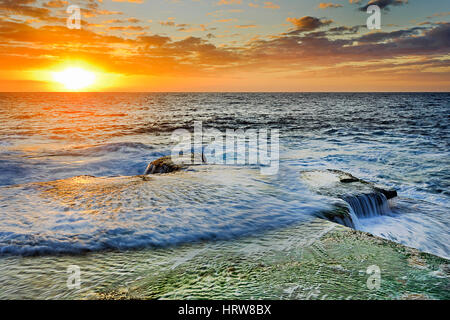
[[95, 221, 449, 300], [0, 218, 446, 300]]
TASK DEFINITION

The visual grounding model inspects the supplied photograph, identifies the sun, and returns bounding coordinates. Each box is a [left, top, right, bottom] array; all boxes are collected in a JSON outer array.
[[53, 67, 96, 90]]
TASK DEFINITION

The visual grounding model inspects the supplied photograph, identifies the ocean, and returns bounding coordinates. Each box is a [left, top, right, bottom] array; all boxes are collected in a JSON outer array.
[[0, 93, 448, 298]]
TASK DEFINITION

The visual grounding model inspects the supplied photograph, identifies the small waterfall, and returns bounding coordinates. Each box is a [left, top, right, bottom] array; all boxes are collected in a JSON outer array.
[[344, 193, 391, 218], [342, 193, 391, 229], [346, 206, 362, 230]]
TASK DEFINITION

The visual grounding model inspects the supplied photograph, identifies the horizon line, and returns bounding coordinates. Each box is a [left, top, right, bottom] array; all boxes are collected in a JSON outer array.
[[1, 91, 449, 94]]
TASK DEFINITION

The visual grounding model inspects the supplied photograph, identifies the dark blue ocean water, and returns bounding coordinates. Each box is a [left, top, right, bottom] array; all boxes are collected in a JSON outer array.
[[0, 93, 448, 258]]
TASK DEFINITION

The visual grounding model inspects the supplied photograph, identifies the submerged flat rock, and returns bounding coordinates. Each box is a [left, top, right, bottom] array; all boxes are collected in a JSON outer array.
[[2, 218, 446, 300], [0, 169, 447, 299], [92, 220, 449, 300], [300, 169, 397, 199]]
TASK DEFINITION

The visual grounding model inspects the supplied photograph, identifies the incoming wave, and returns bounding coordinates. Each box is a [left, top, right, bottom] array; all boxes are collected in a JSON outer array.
[[0, 167, 327, 256]]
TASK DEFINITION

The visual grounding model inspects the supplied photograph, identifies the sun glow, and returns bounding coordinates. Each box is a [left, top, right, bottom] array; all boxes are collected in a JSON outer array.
[[53, 67, 96, 90]]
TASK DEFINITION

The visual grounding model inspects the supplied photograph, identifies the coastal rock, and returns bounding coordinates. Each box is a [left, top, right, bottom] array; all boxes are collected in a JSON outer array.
[[373, 187, 397, 200], [318, 202, 355, 228], [144, 156, 181, 174], [300, 169, 398, 228], [144, 153, 206, 175], [300, 169, 397, 199]]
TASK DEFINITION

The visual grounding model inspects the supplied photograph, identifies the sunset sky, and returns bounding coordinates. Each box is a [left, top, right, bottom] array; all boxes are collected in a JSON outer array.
[[0, 0, 449, 91]]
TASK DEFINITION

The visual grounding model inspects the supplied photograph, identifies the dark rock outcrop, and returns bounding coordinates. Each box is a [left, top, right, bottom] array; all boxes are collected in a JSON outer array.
[[144, 153, 206, 175], [374, 187, 397, 200], [144, 156, 181, 174]]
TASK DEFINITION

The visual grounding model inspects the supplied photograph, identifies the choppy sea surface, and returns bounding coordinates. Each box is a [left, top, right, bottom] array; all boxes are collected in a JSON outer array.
[[0, 92, 448, 261]]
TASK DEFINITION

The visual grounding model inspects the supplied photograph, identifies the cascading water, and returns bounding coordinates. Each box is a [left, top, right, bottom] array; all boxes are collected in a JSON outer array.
[[342, 193, 392, 229]]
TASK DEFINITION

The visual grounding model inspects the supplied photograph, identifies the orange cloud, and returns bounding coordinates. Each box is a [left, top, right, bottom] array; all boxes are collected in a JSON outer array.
[[264, 2, 280, 9], [234, 24, 257, 28], [43, 0, 68, 8], [217, 0, 242, 5], [286, 16, 333, 31], [318, 2, 343, 9]]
